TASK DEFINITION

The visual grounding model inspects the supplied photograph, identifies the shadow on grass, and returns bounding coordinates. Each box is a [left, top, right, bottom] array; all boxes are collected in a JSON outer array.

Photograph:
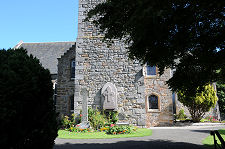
[[217, 129, 225, 135], [201, 129, 225, 149], [54, 140, 206, 149], [203, 141, 223, 149]]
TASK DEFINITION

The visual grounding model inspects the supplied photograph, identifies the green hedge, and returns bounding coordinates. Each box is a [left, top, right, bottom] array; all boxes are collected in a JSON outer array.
[[0, 48, 59, 149]]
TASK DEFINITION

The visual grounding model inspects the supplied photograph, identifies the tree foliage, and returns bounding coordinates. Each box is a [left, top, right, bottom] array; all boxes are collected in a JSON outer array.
[[87, 0, 225, 94], [0, 48, 59, 149], [216, 82, 225, 116], [178, 84, 218, 122]]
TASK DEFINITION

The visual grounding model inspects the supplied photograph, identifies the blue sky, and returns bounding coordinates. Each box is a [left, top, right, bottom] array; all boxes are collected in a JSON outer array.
[[0, 0, 79, 49]]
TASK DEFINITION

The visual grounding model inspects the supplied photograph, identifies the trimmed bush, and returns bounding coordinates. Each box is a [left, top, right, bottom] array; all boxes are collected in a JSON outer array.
[[0, 48, 59, 149], [178, 84, 218, 122]]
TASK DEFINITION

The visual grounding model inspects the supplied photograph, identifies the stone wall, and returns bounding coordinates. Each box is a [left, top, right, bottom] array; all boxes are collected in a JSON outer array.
[[75, 0, 145, 125], [75, 38, 146, 125], [56, 45, 76, 116], [74, 0, 174, 127], [145, 69, 173, 127]]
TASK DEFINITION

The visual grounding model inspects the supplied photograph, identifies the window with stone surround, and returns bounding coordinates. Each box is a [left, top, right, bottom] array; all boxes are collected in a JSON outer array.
[[149, 95, 158, 109], [71, 59, 75, 79], [143, 63, 157, 77], [147, 66, 156, 76], [69, 95, 74, 112], [147, 94, 160, 112]]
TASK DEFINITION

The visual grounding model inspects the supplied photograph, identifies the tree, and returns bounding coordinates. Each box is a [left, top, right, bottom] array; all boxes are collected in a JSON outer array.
[[177, 84, 218, 122], [0, 48, 59, 149], [216, 82, 225, 116], [87, 0, 225, 94]]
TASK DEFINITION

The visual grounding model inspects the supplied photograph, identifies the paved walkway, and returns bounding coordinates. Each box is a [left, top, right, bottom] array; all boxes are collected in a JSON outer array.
[[54, 125, 225, 149]]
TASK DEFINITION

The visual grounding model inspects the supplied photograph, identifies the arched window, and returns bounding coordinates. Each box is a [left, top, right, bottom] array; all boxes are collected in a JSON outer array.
[[148, 95, 159, 109]]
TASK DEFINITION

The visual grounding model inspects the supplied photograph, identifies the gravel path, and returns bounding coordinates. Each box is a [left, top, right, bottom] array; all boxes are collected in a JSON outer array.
[[54, 125, 225, 149]]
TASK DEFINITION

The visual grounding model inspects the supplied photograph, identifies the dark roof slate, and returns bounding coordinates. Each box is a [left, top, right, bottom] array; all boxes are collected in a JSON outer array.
[[17, 41, 75, 74]]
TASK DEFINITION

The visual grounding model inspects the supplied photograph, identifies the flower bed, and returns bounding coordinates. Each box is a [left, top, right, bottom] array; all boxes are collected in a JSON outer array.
[[60, 108, 141, 137], [58, 128, 152, 139]]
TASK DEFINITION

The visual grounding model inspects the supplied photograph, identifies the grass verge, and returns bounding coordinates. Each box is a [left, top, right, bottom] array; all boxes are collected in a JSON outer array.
[[58, 128, 152, 139], [202, 129, 225, 148]]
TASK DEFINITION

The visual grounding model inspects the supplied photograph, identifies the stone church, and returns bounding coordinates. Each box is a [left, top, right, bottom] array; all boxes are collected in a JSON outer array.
[[15, 0, 220, 127], [57, 0, 174, 127]]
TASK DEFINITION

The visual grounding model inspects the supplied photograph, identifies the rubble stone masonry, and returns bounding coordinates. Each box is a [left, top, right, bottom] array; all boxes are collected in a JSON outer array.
[[74, 0, 174, 127], [56, 45, 76, 116]]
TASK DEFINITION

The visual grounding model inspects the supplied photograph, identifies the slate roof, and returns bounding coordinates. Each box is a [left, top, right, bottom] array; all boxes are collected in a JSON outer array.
[[16, 41, 75, 74]]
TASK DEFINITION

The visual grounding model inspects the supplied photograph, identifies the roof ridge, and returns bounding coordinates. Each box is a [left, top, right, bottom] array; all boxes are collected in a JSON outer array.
[[21, 41, 76, 44]]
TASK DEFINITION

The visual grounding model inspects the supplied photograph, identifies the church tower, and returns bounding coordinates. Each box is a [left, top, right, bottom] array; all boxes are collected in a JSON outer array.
[[74, 0, 174, 127]]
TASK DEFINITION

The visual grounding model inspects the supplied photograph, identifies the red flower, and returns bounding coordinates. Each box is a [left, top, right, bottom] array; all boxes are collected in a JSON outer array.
[[110, 124, 115, 127], [80, 114, 82, 117]]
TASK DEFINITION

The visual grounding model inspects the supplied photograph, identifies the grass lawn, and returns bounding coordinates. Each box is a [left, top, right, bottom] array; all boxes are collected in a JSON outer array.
[[202, 129, 225, 148], [58, 128, 152, 139]]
